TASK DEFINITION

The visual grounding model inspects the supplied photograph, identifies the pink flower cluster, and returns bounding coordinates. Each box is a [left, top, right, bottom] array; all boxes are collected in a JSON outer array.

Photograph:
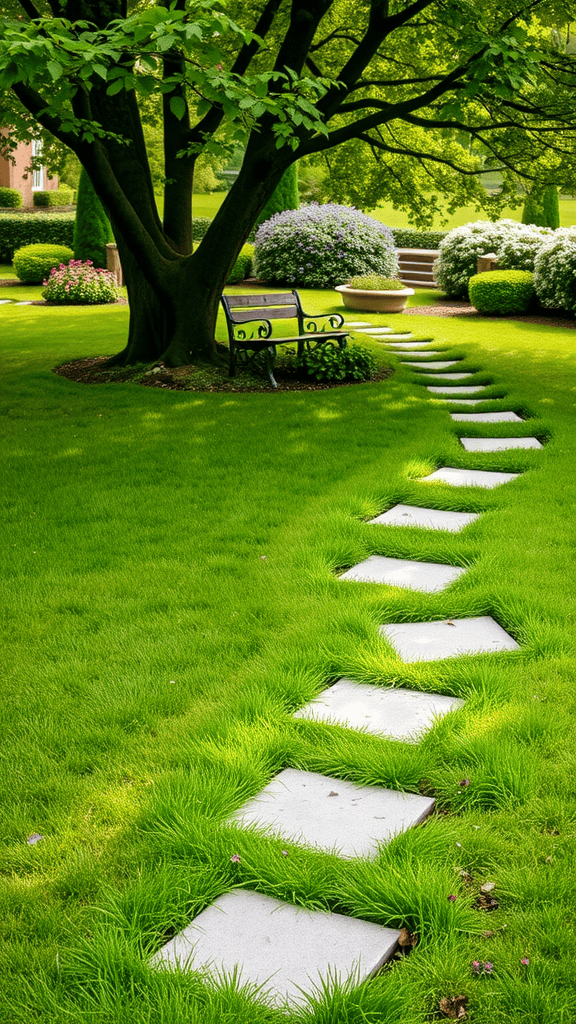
[[42, 259, 118, 305]]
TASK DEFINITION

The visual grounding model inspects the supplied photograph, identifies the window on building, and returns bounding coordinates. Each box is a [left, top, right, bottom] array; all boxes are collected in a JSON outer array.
[[32, 139, 44, 190]]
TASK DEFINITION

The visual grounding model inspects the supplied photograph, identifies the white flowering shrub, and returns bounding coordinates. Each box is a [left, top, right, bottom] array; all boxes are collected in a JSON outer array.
[[533, 228, 576, 313], [254, 203, 398, 288], [42, 260, 118, 304], [498, 224, 553, 272], [435, 220, 549, 298]]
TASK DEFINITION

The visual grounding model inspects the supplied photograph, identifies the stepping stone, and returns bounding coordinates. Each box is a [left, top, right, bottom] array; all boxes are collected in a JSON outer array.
[[379, 615, 520, 663], [402, 360, 459, 369], [393, 350, 443, 357], [380, 333, 413, 340], [385, 340, 436, 349], [450, 411, 522, 423], [14, 301, 33, 305], [421, 467, 520, 488], [339, 554, 464, 593], [427, 385, 488, 395], [151, 889, 400, 1009], [424, 372, 476, 380], [294, 678, 464, 741], [0, 299, 12, 305], [228, 768, 435, 859], [342, 320, 375, 327], [460, 436, 542, 452], [369, 504, 480, 532], [354, 327, 397, 335], [437, 399, 485, 406]]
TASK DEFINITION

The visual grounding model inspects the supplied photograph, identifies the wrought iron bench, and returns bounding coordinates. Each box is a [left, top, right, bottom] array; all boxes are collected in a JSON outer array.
[[220, 290, 349, 388]]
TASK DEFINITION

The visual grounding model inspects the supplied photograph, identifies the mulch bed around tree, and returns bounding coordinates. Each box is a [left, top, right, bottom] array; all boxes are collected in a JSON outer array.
[[403, 298, 575, 329], [53, 354, 393, 393]]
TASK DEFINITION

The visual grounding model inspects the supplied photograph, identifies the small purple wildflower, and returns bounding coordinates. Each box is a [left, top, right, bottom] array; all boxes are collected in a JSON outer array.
[[230, 854, 240, 863], [447, 894, 457, 902], [520, 957, 529, 966], [471, 961, 482, 974], [484, 962, 494, 974]]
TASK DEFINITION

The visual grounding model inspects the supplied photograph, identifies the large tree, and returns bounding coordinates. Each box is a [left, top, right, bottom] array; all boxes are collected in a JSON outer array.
[[1, 0, 575, 366]]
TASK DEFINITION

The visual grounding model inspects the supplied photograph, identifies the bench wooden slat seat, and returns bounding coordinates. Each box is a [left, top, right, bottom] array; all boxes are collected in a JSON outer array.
[[220, 290, 349, 388]]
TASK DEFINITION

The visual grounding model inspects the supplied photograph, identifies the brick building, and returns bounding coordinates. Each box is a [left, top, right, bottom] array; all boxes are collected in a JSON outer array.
[[0, 132, 59, 207]]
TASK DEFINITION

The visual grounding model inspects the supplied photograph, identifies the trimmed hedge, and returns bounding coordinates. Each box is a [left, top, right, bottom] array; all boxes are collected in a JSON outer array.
[[0, 212, 75, 262], [13, 243, 74, 284], [192, 217, 213, 241], [33, 187, 75, 208], [392, 228, 447, 249], [0, 187, 23, 209], [468, 270, 535, 315]]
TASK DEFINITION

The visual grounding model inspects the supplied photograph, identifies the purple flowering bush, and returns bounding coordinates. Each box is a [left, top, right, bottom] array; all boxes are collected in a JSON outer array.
[[254, 203, 398, 288], [42, 260, 118, 305]]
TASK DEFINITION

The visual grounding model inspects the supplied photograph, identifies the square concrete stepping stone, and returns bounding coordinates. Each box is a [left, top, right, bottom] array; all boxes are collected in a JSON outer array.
[[438, 399, 485, 405], [339, 554, 464, 592], [379, 615, 520, 662], [450, 411, 522, 423], [380, 333, 413, 340], [342, 320, 374, 326], [0, 299, 12, 305], [354, 327, 398, 335], [402, 360, 459, 369], [385, 340, 436, 349], [151, 889, 400, 1009], [424, 372, 476, 380], [427, 385, 488, 395], [228, 768, 435, 859], [294, 678, 464, 741], [369, 504, 480, 532], [394, 350, 443, 357], [421, 467, 520, 488], [460, 436, 542, 452]]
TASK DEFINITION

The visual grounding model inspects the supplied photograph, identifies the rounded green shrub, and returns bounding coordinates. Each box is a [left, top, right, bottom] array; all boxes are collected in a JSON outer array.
[[0, 212, 75, 263], [13, 243, 74, 283], [73, 168, 112, 268], [227, 243, 254, 284], [435, 220, 551, 298], [468, 270, 535, 315], [0, 187, 23, 208], [533, 228, 576, 313]]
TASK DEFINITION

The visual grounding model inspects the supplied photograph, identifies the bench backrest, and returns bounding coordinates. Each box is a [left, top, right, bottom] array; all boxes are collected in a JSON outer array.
[[221, 291, 305, 338]]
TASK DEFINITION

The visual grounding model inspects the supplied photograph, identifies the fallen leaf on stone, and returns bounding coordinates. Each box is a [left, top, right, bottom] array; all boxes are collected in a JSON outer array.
[[445, 620, 457, 626], [328, 791, 339, 797], [480, 881, 496, 894], [439, 995, 468, 1019]]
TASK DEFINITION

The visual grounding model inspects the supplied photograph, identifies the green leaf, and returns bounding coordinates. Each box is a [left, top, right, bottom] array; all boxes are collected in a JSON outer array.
[[47, 60, 63, 81], [169, 95, 186, 120], [106, 78, 125, 96], [93, 64, 108, 79]]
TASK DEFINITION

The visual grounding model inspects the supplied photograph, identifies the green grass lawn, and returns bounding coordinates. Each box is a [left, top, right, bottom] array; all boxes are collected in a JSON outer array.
[[1, 290, 575, 1023], [186, 191, 576, 229]]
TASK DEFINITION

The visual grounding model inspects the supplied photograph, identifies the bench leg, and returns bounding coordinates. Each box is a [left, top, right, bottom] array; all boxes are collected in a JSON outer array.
[[229, 341, 237, 378], [264, 345, 278, 388]]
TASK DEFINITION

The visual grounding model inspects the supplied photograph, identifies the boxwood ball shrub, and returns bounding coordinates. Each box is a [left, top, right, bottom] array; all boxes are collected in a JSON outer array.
[[254, 203, 398, 288], [0, 187, 23, 208], [533, 228, 576, 314], [435, 220, 550, 298], [468, 270, 535, 315], [13, 243, 74, 283], [42, 259, 118, 304]]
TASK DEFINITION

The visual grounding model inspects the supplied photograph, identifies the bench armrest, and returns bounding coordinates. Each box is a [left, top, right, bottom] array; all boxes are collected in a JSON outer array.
[[231, 318, 273, 343], [300, 311, 345, 333]]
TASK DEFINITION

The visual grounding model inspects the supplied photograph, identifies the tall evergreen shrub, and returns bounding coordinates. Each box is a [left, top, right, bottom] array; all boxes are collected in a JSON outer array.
[[257, 165, 299, 227], [73, 168, 112, 268], [522, 185, 560, 230]]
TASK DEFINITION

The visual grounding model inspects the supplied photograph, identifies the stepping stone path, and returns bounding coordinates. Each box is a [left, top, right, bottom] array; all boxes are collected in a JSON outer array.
[[227, 768, 435, 859], [421, 467, 520, 488], [460, 436, 542, 452], [369, 504, 480, 531], [151, 890, 400, 1009], [401, 360, 460, 368], [422, 372, 477, 380], [380, 616, 520, 662], [294, 678, 464, 741], [151, 315, 542, 1008], [339, 554, 464, 592], [451, 410, 522, 423]]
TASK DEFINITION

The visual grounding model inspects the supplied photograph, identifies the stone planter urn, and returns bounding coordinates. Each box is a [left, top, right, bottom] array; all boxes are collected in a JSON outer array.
[[335, 283, 415, 313]]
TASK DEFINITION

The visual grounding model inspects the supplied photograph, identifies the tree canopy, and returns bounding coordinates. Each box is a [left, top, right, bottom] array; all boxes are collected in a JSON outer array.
[[1, 0, 575, 366]]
